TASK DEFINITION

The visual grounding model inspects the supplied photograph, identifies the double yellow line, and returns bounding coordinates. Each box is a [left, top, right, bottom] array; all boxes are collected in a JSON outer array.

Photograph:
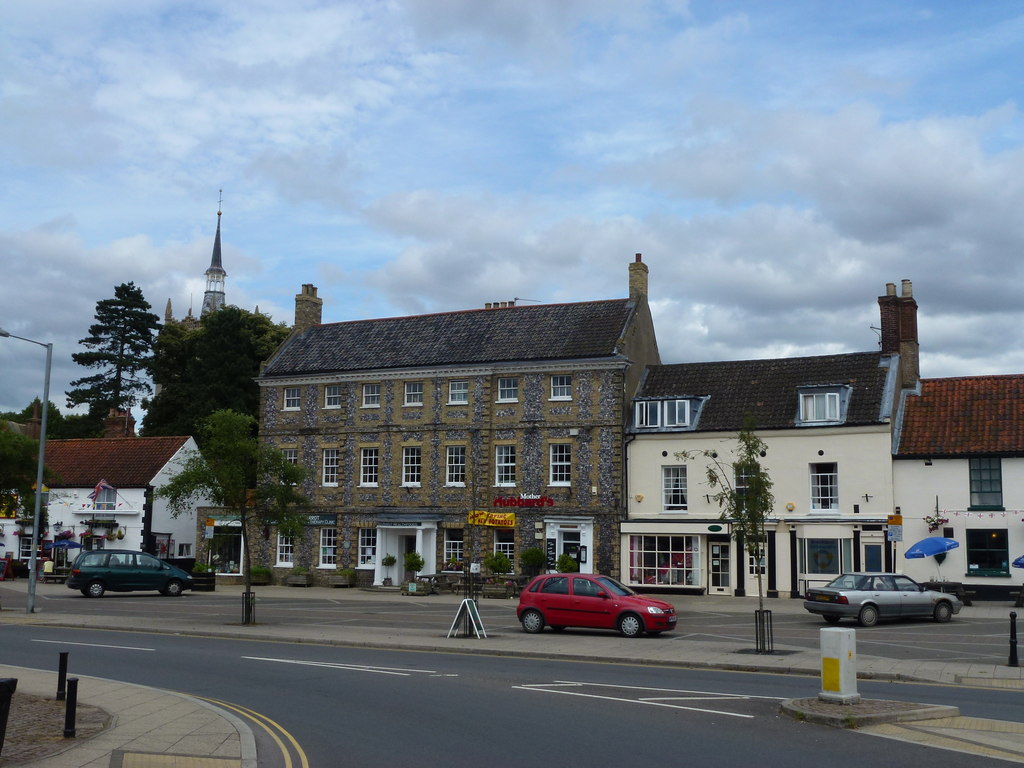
[[194, 694, 310, 768]]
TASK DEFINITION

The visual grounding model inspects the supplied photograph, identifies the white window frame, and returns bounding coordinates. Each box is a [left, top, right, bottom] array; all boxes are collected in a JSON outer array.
[[359, 528, 377, 565], [360, 447, 379, 486], [635, 400, 660, 427], [810, 462, 839, 510], [276, 534, 294, 566], [550, 375, 572, 400], [662, 465, 687, 511], [93, 488, 116, 511], [497, 377, 519, 402], [664, 400, 690, 427], [404, 381, 424, 406], [402, 446, 422, 486], [495, 445, 516, 486], [448, 380, 469, 404], [494, 529, 516, 572], [283, 387, 301, 411], [319, 527, 337, 568], [549, 443, 571, 486], [444, 529, 464, 565], [801, 392, 840, 422], [362, 383, 381, 408], [282, 448, 298, 465], [324, 385, 342, 409], [322, 448, 339, 486], [446, 445, 466, 486]]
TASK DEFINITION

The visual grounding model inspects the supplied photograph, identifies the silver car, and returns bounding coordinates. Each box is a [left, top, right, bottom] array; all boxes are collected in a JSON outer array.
[[803, 573, 962, 627]]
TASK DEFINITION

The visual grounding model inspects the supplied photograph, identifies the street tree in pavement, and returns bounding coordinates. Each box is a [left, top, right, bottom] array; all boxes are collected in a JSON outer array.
[[157, 409, 307, 621], [679, 416, 775, 613]]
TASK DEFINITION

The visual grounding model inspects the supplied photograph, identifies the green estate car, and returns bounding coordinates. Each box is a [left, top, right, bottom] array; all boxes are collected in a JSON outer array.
[[67, 549, 193, 598]]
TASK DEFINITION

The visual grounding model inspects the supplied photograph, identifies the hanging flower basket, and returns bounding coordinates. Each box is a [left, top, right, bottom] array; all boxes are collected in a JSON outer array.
[[55, 529, 75, 541], [79, 531, 93, 538], [116, 528, 125, 540], [924, 514, 949, 533]]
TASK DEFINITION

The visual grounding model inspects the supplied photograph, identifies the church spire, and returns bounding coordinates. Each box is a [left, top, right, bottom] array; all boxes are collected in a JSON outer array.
[[201, 191, 227, 316]]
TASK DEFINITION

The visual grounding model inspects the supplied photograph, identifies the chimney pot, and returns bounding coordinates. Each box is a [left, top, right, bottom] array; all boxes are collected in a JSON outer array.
[[901, 279, 913, 297], [886, 282, 896, 296]]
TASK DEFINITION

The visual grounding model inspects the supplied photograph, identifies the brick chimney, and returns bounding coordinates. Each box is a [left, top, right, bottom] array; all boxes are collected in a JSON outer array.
[[294, 284, 323, 332], [629, 253, 648, 304], [104, 408, 136, 438], [878, 279, 919, 388]]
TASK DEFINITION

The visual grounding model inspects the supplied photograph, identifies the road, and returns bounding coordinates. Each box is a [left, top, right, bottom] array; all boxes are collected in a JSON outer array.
[[30, 586, 1019, 666], [1, 622, 1020, 767]]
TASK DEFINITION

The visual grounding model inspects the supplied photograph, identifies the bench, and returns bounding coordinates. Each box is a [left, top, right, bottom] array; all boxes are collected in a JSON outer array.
[[43, 574, 67, 584], [327, 576, 354, 587]]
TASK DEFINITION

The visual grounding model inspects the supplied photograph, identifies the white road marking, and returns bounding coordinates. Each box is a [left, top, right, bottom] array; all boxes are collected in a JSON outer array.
[[515, 680, 780, 718], [32, 639, 155, 651], [242, 656, 443, 677]]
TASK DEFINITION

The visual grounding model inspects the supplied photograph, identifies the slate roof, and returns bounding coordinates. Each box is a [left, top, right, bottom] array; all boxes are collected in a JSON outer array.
[[44, 437, 191, 488], [897, 375, 1024, 458], [638, 352, 893, 432], [261, 299, 635, 377]]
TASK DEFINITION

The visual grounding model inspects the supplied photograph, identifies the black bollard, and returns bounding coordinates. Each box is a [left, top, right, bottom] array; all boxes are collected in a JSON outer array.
[[63, 678, 78, 738], [1010, 612, 1019, 668], [0, 678, 18, 757], [57, 651, 69, 701]]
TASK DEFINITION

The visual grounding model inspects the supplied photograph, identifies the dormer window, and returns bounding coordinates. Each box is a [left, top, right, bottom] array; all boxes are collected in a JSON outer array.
[[634, 399, 694, 429], [797, 386, 849, 425], [635, 401, 661, 427]]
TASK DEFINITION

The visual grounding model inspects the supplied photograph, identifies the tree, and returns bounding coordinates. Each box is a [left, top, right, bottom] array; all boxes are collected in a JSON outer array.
[[679, 417, 775, 613], [0, 426, 40, 516], [156, 409, 307, 622], [142, 307, 291, 441], [66, 282, 160, 419]]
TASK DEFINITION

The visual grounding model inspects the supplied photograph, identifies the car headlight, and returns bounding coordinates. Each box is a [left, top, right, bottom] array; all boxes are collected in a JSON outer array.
[[646, 606, 665, 615]]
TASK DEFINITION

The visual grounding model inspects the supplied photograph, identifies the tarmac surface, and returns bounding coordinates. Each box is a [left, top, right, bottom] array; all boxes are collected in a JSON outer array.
[[1, 580, 1023, 766]]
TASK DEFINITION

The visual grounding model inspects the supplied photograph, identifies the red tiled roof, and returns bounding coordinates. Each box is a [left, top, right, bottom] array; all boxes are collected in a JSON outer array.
[[44, 437, 192, 488], [897, 375, 1024, 457]]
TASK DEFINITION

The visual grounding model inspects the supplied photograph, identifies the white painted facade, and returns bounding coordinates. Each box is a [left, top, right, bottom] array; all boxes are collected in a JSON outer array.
[[624, 424, 897, 599]]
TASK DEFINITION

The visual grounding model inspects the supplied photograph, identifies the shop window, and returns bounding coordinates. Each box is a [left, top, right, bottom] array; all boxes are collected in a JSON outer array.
[[320, 528, 337, 567], [359, 529, 377, 565], [799, 538, 853, 576], [276, 535, 294, 566], [966, 528, 1008, 576], [627, 535, 700, 586]]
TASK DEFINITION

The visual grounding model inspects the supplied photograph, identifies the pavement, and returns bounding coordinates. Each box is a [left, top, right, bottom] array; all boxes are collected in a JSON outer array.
[[1, 581, 1023, 766]]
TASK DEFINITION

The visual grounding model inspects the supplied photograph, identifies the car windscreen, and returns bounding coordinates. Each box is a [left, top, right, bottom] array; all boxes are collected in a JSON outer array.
[[594, 576, 636, 596]]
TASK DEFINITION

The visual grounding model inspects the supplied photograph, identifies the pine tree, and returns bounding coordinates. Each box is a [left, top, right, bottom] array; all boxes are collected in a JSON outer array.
[[66, 282, 160, 418]]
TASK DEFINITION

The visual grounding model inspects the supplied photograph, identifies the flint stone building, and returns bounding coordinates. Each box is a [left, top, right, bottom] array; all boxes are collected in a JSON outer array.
[[256, 256, 659, 585]]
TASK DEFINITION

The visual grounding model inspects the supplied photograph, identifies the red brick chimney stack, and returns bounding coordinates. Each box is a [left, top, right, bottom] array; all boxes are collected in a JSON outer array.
[[878, 279, 920, 389]]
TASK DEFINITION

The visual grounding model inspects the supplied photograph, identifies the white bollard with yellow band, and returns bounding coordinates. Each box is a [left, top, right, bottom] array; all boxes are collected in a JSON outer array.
[[819, 627, 861, 704]]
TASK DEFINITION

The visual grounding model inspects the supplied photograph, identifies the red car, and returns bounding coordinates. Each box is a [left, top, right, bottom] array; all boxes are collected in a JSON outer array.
[[517, 573, 677, 637]]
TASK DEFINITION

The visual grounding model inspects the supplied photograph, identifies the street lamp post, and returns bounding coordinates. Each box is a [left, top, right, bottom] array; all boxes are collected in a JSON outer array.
[[0, 327, 52, 614]]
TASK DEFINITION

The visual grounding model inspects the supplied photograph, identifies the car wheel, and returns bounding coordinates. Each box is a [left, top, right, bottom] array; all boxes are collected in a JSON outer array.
[[933, 601, 953, 623], [162, 579, 184, 597], [80, 589, 90, 597], [86, 581, 105, 598], [618, 612, 644, 638], [520, 609, 545, 634], [823, 614, 842, 624], [857, 604, 879, 627]]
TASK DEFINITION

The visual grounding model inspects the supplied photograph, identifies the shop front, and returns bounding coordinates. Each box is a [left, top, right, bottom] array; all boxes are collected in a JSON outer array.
[[373, 515, 440, 585]]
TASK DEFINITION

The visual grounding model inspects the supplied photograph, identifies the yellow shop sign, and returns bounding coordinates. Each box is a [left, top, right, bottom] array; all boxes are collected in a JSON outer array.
[[468, 510, 516, 528]]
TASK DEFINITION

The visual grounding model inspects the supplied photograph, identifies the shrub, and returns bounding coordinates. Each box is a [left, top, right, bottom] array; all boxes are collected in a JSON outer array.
[[555, 553, 580, 573], [483, 550, 512, 575], [191, 562, 213, 573], [403, 551, 425, 575]]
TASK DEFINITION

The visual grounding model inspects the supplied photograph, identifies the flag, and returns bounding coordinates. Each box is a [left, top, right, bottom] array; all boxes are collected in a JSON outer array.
[[87, 479, 115, 501]]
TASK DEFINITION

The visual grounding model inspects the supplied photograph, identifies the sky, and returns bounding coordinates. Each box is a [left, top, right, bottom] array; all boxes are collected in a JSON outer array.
[[3, 1, 1024, 417]]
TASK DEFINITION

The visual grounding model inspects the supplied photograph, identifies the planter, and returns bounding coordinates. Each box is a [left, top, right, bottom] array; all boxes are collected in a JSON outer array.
[[249, 572, 272, 586], [285, 574, 313, 587], [191, 572, 216, 592]]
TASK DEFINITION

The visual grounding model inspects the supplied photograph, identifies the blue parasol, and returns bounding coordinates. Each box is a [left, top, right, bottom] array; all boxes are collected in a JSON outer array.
[[904, 537, 960, 559], [1012, 555, 1024, 569], [44, 540, 82, 550]]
